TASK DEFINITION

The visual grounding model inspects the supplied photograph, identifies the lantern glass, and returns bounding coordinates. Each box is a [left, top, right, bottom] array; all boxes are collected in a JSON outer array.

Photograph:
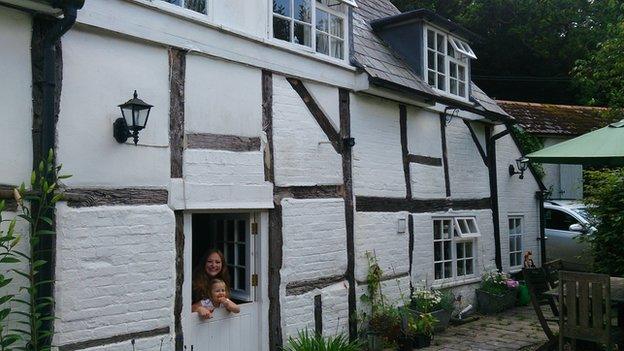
[[118, 90, 153, 130], [516, 157, 529, 172]]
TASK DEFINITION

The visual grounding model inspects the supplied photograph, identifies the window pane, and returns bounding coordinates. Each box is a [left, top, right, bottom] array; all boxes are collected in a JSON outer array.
[[428, 70, 436, 86], [330, 15, 343, 38], [435, 263, 442, 279], [437, 74, 445, 90], [509, 236, 515, 251], [465, 242, 473, 257], [510, 253, 515, 266], [184, 0, 206, 13], [331, 39, 343, 59], [437, 54, 445, 73], [316, 9, 329, 31], [458, 65, 466, 81], [458, 83, 466, 97], [437, 33, 444, 53], [273, 0, 291, 16], [450, 62, 457, 78], [442, 220, 451, 239], [238, 267, 246, 291], [227, 220, 235, 241], [508, 218, 515, 234], [316, 33, 329, 54], [516, 253, 522, 265], [294, 0, 311, 22], [294, 22, 312, 46], [516, 236, 522, 250], [467, 220, 477, 233], [433, 220, 441, 240], [459, 219, 469, 234], [237, 220, 246, 242], [457, 260, 465, 276], [447, 42, 455, 57], [427, 30, 435, 49], [434, 242, 442, 261], [428, 51, 436, 70], [273, 16, 291, 41], [444, 261, 452, 278], [466, 259, 474, 274], [457, 243, 464, 258], [450, 79, 457, 95], [227, 243, 235, 265], [238, 243, 246, 266], [444, 241, 451, 259]]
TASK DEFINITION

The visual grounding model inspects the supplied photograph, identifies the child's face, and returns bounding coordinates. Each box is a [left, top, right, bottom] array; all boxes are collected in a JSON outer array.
[[211, 283, 227, 301]]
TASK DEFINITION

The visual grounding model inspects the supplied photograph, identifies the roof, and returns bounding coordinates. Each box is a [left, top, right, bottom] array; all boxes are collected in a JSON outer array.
[[351, 0, 511, 121], [497, 100, 610, 136], [370, 9, 480, 42]]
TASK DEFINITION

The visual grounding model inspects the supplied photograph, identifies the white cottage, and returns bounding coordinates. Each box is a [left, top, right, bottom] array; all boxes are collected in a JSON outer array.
[[0, 0, 545, 350]]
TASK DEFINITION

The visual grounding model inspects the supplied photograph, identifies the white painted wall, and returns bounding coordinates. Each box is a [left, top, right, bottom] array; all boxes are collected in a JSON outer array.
[[495, 127, 542, 272], [272, 75, 343, 186], [351, 94, 406, 197], [446, 117, 490, 198], [540, 136, 583, 199], [305, 81, 341, 128], [58, 29, 170, 187], [54, 204, 175, 346], [185, 55, 263, 137], [70, 335, 173, 351], [212, 0, 268, 38], [0, 8, 33, 186]]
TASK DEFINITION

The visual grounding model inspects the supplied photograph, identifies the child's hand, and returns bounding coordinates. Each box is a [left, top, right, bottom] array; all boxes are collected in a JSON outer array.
[[222, 298, 240, 314], [197, 306, 213, 319]]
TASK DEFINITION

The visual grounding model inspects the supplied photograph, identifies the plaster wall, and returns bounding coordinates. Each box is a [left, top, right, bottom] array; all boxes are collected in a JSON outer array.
[[69, 335, 173, 351], [446, 117, 490, 198], [540, 136, 583, 199], [351, 94, 406, 197], [281, 198, 347, 283], [185, 55, 263, 137], [54, 204, 175, 346], [58, 29, 170, 187], [354, 211, 410, 282], [272, 75, 343, 186], [305, 81, 341, 128], [0, 8, 33, 185], [495, 128, 542, 272], [212, 0, 268, 38]]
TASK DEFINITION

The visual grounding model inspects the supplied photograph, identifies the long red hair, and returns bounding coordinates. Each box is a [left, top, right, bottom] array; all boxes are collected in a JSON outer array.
[[192, 249, 230, 303]]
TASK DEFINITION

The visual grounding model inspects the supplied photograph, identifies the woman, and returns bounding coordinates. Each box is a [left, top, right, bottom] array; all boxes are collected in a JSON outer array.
[[192, 249, 231, 319]]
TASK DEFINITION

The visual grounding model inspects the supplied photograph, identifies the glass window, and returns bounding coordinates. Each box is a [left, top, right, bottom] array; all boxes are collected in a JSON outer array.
[[544, 209, 579, 231], [508, 217, 523, 267], [425, 26, 471, 98], [163, 0, 207, 14], [434, 218, 477, 280], [273, 0, 346, 59]]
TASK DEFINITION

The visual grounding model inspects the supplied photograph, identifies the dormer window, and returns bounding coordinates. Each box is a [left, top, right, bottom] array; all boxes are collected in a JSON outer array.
[[163, 0, 207, 14], [424, 26, 474, 99], [272, 0, 348, 60]]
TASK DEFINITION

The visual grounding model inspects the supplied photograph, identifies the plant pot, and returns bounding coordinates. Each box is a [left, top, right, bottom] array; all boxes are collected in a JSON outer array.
[[430, 308, 452, 331], [476, 288, 516, 314], [411, 334, 432, 349], [366, 331, 383, 351]]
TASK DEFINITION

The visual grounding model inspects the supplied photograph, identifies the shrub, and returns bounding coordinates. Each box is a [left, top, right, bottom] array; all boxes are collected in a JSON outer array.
[[410, 287, 454, 313], [480, 270, 518, 295], [282, 330, 363, 351]]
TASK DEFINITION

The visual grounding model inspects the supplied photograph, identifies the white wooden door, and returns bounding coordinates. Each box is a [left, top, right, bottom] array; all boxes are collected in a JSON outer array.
[[184, 212, 261, 351]]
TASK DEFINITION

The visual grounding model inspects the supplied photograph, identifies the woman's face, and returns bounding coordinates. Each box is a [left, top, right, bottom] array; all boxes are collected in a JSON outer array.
[[205, 252, 223, 277], [211, 282, 227, 302]]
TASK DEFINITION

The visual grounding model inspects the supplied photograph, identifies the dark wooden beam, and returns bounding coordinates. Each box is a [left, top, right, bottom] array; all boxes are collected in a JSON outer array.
[[407, 154, 443, 167], [314, 295, 323, 336], [408, 214, 414, 294], [186, 133, 261, 152], [399, 105, 412, 199], [274, 185, 344, 201], [356, 271, 410, 284], [486, 126, 503, 271], [57, 327, 170, 351], [439, 114, 451, 197], [263, 70, 283, 351], [173, 211, 184, 351], [285, 274, 345, 295], [64, 188, 168, 207], [287, 78, 342, 154], [356, 196, 491, 213], [463, 120, 488, 167], [339, 88, 357, 341], [169, 48, 186, 179]]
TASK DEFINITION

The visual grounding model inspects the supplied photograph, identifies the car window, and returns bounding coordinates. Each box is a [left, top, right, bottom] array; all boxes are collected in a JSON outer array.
[[544, 209, 579, 231]]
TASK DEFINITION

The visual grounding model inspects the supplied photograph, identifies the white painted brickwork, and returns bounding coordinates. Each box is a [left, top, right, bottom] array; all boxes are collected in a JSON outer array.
[[351, 95, 406, 197], [410, 163, 446, 198], [446, 118, 490, 198], [272, 75, 343, 186], [54, 204, 175, 346], [355, 276, 411, 315], [494, 127, 542, 272], [71, 335, 173, 351], [354, 211, 410, 282], [281, 198, 347, 283], [282, 282, 349, 339], [406, 108, 442, 159]]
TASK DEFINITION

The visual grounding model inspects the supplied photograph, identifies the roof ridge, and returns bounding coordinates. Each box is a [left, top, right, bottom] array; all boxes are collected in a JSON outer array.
[[496, 100, 609, 110]]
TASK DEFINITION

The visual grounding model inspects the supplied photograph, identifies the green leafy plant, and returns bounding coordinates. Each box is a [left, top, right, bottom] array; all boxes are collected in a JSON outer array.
[[405, 312, 436, 338], [410, 287, 454, 313], [282, 330, 363, 351], [0, 200, 23, 350], [510, 126, 545, 180], [479, 270, 518, 296], [583, 168, 624, 276], [359, 251, 383, 314]]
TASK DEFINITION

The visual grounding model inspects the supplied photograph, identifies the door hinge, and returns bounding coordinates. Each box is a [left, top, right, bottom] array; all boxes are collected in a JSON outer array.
[[252, 274, 258, 287], [251, 222, 258, 235]]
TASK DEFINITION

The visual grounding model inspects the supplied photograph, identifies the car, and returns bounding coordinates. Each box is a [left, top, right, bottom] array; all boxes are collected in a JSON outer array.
[[544, 200, 595, 270]]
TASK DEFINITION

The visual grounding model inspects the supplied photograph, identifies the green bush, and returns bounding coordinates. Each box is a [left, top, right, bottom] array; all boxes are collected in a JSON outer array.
[[282, 330, 363, 351], [583, 168, 624, 276]]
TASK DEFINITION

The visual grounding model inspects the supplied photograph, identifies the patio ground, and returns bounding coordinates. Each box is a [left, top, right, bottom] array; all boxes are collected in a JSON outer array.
[[421, 305, 556, 351]]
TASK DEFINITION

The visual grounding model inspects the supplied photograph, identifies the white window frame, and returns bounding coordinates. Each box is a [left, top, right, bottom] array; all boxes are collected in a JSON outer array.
[[161, 0, 209, 15], [423, 25, 471, 101], [433, 218, 478, 281], [270, 0, 348, 61], [453, 217, 481, 239], [508, 216, 523, 268]]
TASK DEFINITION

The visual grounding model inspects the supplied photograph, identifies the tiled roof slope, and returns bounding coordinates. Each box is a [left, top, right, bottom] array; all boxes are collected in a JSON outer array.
[[497, 100, 610, 136], [351, 0, 510, 119]]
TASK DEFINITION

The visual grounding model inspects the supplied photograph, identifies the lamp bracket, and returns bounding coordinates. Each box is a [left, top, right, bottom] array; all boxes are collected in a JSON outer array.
[[113, 118, 130, 143]]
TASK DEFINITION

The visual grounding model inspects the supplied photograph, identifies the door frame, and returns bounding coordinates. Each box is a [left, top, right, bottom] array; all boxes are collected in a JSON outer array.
[[181, 211, 270, 351]]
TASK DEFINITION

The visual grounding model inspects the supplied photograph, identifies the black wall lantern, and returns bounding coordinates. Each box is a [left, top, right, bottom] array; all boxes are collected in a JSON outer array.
[[113, 90, 153, 145], [509, 157, 529, 179]]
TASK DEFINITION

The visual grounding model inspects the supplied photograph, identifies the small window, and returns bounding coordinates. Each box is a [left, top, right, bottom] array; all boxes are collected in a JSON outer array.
[[449, 37, 476, 59], [433, 218, 477, 280], [163, 0, 207, 14], [424, 26, 471, 99], [508, 217, 523, 267]]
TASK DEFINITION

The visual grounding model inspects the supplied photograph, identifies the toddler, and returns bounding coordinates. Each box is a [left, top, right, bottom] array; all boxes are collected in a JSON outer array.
[[197, 278, 240, 319]]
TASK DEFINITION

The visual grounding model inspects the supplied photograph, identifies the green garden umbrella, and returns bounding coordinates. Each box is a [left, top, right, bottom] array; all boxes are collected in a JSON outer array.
[[526, 119, 624, 166]]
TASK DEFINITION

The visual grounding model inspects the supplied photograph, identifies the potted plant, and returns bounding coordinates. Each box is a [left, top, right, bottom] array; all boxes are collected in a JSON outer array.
[[400, 312, 436, 350], [368, 304, 402, 349], [476, 270, 519, 314], [409, 287, 454, 331]]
